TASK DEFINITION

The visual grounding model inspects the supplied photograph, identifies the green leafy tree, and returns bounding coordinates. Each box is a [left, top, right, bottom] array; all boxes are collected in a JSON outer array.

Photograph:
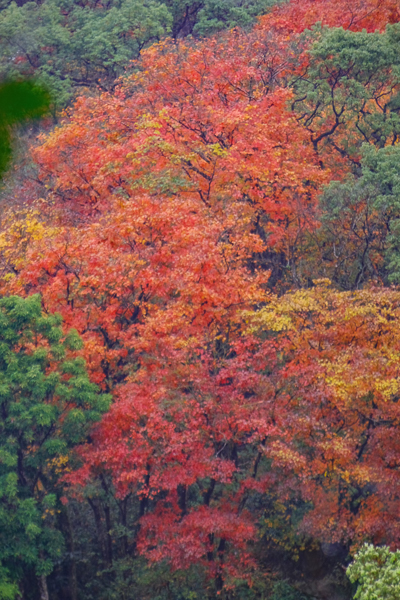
[[293, 23, 400, 289], [0, 294, 110, 599], [164, 0, 283, 38], [0, 0, 284, 107], [315, 144, 400, 288], [347, 544, 400, 600], [0, 0, 172, 107], [292, 23, 400, 162]]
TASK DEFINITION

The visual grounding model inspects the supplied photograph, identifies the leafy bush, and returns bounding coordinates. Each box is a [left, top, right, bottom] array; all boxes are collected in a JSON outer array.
[[347, 544, 400, 600]]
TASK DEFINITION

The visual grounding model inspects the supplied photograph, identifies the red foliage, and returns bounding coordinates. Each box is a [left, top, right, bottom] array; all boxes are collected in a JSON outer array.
[[258, 0, 400, 34], [2, 0, 400, 587]]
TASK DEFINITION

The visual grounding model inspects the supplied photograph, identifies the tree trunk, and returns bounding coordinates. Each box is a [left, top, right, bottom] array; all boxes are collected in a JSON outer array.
[[104, 503, 113, 565], [87, 496, 107, 564], [38, 575, 49, 600], [64, 505, 78, 600]]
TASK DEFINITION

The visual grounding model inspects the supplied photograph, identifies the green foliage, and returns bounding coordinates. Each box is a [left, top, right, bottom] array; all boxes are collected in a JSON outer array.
[[270, 581, 309, 600], [347, 544, 400, 600], [0, 80, 50, 179], [317, 144, 400, 288], [361, 144, 400, 283], [292, 23, 400, 156], [0, 566, 18, 600], [99, 560, 204, 600], [164, 0, 283, 38], [0, 0, 283, 107], [0, 294, 110, 597], [0, 0, 172, 107]]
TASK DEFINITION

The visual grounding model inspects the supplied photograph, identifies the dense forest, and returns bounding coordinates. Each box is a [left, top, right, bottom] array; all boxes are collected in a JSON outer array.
[[1, 0, 400, 598]]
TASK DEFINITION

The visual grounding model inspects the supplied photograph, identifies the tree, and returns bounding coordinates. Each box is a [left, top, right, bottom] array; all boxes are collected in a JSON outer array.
[[291, 23, 400, 170], [314, 144, 400, 289], [163, 0, 282, 39], [0, 294, 110, 599], [257, 0, 400, 35], [347, 544, 400, 600], [0, 0, 284, 109], [0, 0, 172, 108], [249, 281, 400, 548]]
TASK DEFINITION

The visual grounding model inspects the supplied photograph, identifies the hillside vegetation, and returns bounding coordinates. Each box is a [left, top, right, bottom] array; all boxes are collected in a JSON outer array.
[[1, 0, 400, 598]]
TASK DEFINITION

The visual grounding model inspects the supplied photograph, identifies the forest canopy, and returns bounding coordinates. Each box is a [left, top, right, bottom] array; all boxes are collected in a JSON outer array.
[[0, 0, 281, 106], [1, 0, 400, 599]]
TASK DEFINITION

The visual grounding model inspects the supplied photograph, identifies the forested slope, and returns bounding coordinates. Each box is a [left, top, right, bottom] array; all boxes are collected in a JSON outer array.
[[1, 0, 400, 599], [0, 0, 281, 106]]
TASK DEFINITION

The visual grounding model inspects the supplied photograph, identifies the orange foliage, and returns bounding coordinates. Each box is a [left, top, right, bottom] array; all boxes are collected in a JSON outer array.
[[251, 282, 400, 548], [258, 0, 400, 34], [1, 0, 400, 586]]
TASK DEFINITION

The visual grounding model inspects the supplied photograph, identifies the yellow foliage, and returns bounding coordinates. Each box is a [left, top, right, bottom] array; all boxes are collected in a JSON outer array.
[[0, 206, 59, 279]]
